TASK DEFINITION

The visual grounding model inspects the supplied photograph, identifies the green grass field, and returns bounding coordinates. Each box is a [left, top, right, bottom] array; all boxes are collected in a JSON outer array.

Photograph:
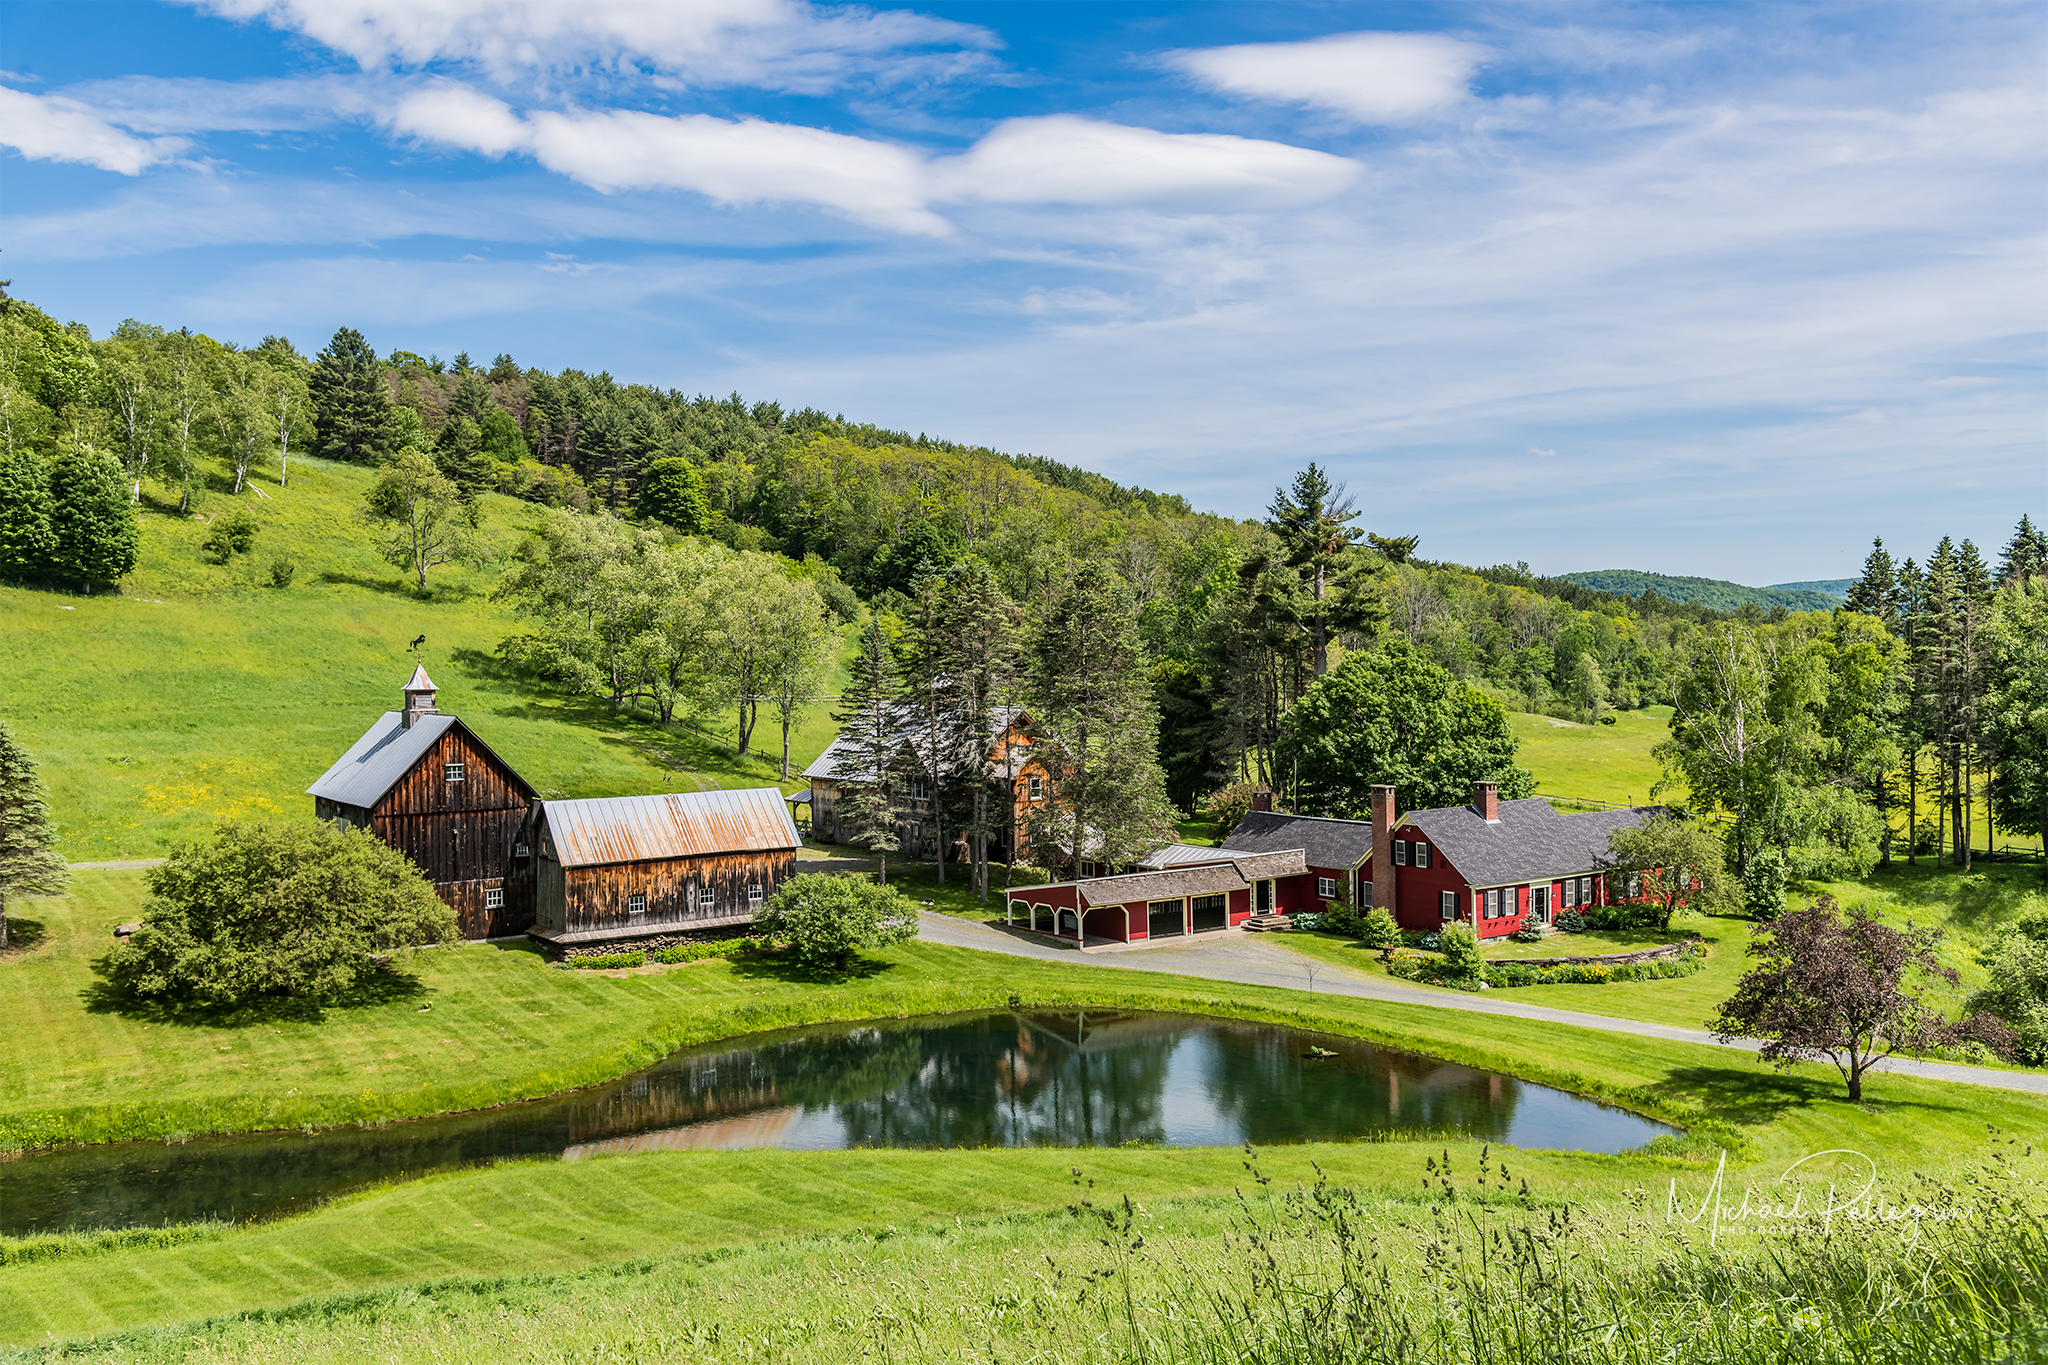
[[1509, 704, 1674, 808], [0, 456, 845, 862]]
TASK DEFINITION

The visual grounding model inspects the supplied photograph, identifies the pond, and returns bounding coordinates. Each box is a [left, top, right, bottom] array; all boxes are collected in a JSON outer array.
[[0, 1011, 1676, 1234]]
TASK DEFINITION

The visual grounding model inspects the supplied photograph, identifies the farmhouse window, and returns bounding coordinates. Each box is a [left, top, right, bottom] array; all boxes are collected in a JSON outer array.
[[1316, 876, 1337, 899], [1414, 842, 1431, 869], [1563, 879, 1576, 908], [748, 884, 764, 905], [444, 761, 465, 783], [1627, 873, 1641, 897], [1579, 876, 1593, 904], [699, 888, 715, 909], [1485, 889, 1499, 916], [627, 893, 647, 916], [1027, 774, 1043, 800], [484, 888, 504, 910], [1439, 891, 1455, 919], [1393, 841, 1408, 866]]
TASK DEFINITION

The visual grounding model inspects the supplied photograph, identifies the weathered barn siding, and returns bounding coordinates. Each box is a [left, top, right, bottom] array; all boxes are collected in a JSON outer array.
[[554, 849, 796, 939]]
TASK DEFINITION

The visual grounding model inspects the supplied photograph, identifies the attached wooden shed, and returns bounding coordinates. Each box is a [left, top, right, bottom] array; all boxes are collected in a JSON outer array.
[[529, 788, 802, 947], [306, 666, 539, 940]]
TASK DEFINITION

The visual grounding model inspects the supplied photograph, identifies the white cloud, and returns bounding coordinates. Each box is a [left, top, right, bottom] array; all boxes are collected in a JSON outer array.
[[0, 86, 188, 173], [188, 0, 998, 91], [385, 81, 528, 155], [1169, 31, 1485, 124], [935, 116, 1360, 211], [1528, 447, 1558, 458]]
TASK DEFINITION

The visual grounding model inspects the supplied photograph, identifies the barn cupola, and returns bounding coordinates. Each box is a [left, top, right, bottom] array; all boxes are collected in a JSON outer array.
[[401, 664, 440, 729]]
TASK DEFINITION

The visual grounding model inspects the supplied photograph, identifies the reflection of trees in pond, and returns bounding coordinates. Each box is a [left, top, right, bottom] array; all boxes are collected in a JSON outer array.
[[1197, 1026, 1519, 1143], [832, 1013, 1176, 1149]]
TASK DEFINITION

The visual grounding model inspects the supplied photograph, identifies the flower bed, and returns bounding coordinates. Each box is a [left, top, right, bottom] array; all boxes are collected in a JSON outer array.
[[1386, 937, 1707, 990]]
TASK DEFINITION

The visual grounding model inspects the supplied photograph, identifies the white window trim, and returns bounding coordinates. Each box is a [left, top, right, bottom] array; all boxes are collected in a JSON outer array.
[[444, 761, 465, 783], [627, 892, 647, 916], [1563, 879, 1577, 908], [1414, 842, 1431, 869], [1316, 876, 1338, 899], [1439, 890, 1455, 920], [484, 887, 504, 909], [747, 884, 764, 904], [1392, 841, 1408, 866], [699, 888, 716, 908]]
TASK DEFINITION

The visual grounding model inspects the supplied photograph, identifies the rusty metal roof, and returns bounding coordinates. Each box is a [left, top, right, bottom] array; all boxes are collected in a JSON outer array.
[[540, 788, 801, 868]]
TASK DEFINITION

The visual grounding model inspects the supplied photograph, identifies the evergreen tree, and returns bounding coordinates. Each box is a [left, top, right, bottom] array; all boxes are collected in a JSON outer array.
[[1265, 463, 1382, 676], [310, 326, 397, 463], [46, 446, 139, 588], [1983, 579, 2048, 883], [831, 618, 904, 885], [937, 561, 1020, 899], [1894, 556, 1927, 861], [1996, 514, 2048, 586], [1843, 537, 1899, 626], [0, 449, 55, 580], [0, 718, 68, 951], [896, 573, 955, 885], [1024, 562, 1177, 877]]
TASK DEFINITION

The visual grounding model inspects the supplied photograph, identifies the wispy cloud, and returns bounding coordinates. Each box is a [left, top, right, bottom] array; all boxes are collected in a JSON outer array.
[[1167, 31, 1486, 123], [0, 86, 189, 174]]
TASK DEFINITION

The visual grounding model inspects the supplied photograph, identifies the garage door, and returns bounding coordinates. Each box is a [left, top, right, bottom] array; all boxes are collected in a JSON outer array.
[[1190, 893, 1227, 932], [1147, 899, 1185, 938]]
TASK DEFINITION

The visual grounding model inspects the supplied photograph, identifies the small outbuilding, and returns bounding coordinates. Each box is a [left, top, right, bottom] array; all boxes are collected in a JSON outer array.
[[529, 788, 802, 947], [307, 666, 538, 940]]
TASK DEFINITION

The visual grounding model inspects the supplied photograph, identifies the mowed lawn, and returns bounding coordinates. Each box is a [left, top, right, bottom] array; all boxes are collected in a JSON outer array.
[[1509, 704, 1674, 808], [0, 455, 846, 863]]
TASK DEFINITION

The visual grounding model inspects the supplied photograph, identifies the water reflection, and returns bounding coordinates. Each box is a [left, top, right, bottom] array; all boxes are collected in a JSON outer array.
[[0, 1011, 1674, 1234]]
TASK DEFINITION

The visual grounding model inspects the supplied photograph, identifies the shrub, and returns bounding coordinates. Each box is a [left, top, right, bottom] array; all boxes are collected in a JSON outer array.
[[199, 508, 259, 563], [1320, 904, 1364, 936], [1437, 923, 1483, 980], [267, 555, 296, 588], [1292, 912, 1325, 932], [755, 872, 917, 968], [1554, 909, 1587, 932], [1486, 962, 1540, 987], [1412, 931, 1442, 952], [92, 820, 454, 1006], [1742, 846, 1787, 921], [564, 951, 645, 970], [648, 939, 758, 965], [1509, 924, 1544, 943], [1358, 906, 1402, 949]]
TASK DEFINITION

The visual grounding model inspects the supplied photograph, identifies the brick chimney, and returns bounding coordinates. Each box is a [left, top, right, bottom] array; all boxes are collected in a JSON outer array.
[[401, 664, 439, 730], [1251, 789, 1274, 813], [1474, 780, 1499, 823], [1371, 785, 1396, 916]]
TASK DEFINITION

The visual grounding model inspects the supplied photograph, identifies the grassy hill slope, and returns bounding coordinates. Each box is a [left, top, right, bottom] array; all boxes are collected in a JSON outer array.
[[1561, 569, 1842, 613], [0, 456, 842, 862]]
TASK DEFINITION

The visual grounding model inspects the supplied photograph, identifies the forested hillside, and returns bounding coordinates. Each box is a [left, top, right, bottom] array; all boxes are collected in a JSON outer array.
[[3, 288, 2041, 879], [1562, 569, 1843, 613]]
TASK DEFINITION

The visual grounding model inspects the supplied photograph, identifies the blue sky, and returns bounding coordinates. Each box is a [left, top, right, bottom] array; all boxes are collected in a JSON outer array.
[[3, 1, 2042, 582]]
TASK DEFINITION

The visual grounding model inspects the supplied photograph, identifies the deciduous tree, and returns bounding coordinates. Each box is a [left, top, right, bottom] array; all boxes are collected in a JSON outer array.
[[46, 445, 139, 588], [362, 448, 483, 594], [637, 456, 710, 534], [1277, 639, 1535, 816], [1604, 812, 1730, 932], [91, 820, 453, 1005], [1713, 894, 1956, 1101], [0, 719, 68, 952], [754, 872, 916, 970]]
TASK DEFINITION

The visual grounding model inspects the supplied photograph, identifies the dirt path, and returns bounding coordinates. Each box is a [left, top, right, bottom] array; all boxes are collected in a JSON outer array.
[[916, 912, 2048, 1096]]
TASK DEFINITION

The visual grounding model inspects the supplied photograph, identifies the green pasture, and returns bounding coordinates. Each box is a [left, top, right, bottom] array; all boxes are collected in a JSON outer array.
[[0, 456, 844, 862], [1509, 704, 1673, 808]]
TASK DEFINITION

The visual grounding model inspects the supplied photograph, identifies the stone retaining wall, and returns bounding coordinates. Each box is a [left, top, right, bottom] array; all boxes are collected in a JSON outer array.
[[1512, 936, 1703, 969]]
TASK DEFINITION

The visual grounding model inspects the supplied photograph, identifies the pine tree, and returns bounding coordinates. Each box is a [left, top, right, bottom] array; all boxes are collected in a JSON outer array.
[[0, 719, 68, 951], [1894, 557, 1926, 862], [1844, 537, 1899, 626], [937, 561, 1020, 899], [1996, 514, 2048, 587], [46, 446, 139, 589], [1265, 464, 1380, 676], [895, 573, 954, 884], [310, 327, 397, 463], [1024, 562, 1177, 878], [0, 449, 55, 580], [831, 618, 903, 886]]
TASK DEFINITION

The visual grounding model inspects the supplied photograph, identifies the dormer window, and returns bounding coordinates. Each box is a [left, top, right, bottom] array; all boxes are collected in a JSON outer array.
[[444, 761, 465, 784]]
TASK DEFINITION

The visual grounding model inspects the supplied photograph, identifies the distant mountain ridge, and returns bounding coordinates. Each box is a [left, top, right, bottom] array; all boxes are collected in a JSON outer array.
[[1561, 570, 1847, 614]]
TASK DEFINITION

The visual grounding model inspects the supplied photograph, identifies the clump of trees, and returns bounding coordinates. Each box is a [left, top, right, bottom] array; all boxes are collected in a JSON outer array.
[[754, 872, 917, 970], [0, 445, 139, 589], [92, 821, 454, 1007], [1968, 907, 2048, 1063]]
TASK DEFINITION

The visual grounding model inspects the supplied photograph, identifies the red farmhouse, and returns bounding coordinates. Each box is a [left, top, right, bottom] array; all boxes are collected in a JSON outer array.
[[1366, 781, 1658, 939]]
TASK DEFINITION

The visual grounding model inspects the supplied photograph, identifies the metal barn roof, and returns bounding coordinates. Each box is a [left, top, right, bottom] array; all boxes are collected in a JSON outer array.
[[541, 788, 802, 869], [1135, 843, 1242, 869], [306, 712, 459, 809]]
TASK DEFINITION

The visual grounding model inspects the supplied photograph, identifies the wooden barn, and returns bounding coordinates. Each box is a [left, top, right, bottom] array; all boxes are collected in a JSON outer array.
[[307, 666, 539, 940], [528, 788, 802, 947]]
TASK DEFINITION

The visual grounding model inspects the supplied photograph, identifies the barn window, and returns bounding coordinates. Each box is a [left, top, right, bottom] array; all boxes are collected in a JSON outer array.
[[1393, 841, 1408, 866], [1414, 842, 1431, 869], [699, 888, 716, 909], [1316, 877, 1337, 900], [444, 761, 465, 783], [514, 841, 530, 859], [748, 884, 764, 905], [627, 893, 646, 916], [1439, 891, 1455, 919], [484, 888, 504, 910]]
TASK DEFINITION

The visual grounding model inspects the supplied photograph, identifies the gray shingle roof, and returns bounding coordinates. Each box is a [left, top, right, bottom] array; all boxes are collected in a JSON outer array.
[[1229, 849, 1311, 882], [1078, 863, 1249, 906], [1221, 811, 1375, 869], [306, 712, 459, 809], [1402, 798, 1656, 887]]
